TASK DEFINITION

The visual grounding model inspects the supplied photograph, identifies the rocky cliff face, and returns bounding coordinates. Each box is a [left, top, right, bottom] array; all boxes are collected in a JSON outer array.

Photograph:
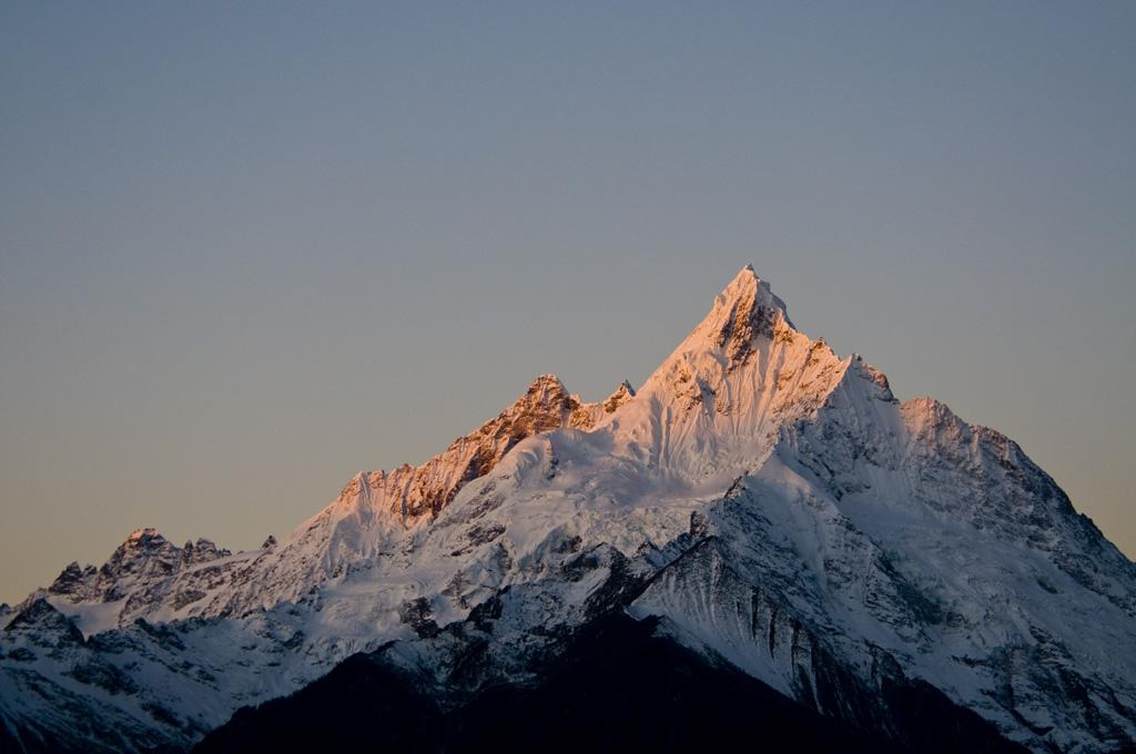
[[1, 266, 1133, 754], [336, 372, 625, 522]]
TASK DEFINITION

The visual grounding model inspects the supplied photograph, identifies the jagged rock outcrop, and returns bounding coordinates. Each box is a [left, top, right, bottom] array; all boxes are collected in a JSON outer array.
[[328, 372, 627, 522], [38, 528, 247, 629]]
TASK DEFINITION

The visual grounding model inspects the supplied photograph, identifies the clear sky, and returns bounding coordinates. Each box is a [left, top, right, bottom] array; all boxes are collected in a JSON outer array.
[[1, 1, 1133, 604]]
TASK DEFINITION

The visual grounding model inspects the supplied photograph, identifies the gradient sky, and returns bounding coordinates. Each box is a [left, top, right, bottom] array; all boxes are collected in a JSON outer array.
[[1, 1, 1134, 604]]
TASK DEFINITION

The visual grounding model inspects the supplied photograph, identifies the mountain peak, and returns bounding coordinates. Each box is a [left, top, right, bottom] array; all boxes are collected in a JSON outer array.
[[649, 265, 796, 381], [708, 265, 793, 349], [726, 262, 757, 290], [614, 265, 851, 479], [522, 373, 570, 403], [126, 527, 164, 543], [600, 379, 636, 413], [323, 374, 607, 523]]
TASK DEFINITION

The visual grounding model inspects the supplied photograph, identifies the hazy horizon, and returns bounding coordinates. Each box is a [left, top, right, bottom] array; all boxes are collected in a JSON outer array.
[[2, 2, 1134, 604]]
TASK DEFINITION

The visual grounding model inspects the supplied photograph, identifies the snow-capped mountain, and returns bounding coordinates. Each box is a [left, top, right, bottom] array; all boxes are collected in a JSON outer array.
[[2, 266, 1133, 753]]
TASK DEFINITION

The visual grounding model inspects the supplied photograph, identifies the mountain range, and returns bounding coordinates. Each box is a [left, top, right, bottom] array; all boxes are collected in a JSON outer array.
[[2, 266, 1133, 753]]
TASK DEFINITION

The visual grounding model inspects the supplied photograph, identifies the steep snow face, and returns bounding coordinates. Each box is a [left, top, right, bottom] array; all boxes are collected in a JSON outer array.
[[636, 375, 1136, 753], [897, 396, 1135, 615], [2, 265, 1134, 754]]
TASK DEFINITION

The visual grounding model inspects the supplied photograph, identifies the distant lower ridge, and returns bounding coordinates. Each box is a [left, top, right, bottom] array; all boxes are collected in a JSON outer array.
[[193, 614, 1026, 754]]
